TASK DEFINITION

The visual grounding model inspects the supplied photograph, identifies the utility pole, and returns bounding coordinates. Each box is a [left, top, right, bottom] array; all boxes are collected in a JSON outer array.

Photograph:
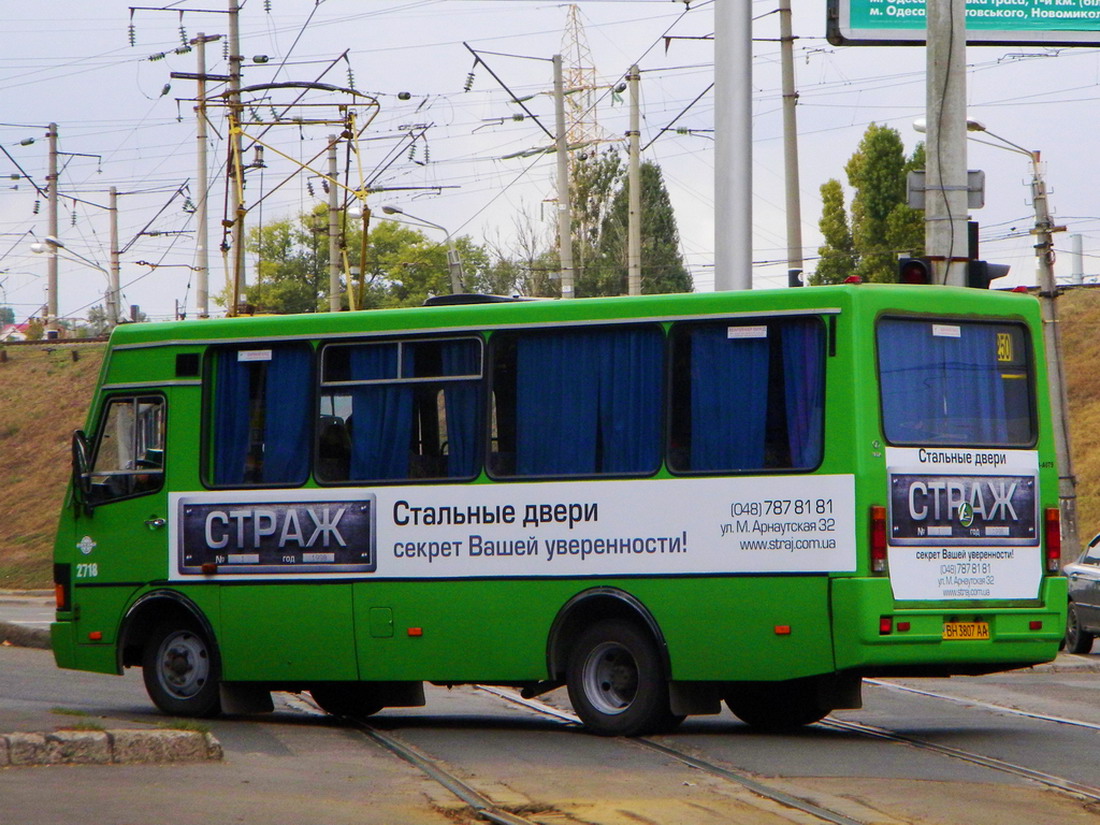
[[779, 0, 804, 288], [327, 136, 342, 312], [108, 186, 120, 327], [924, 0, 969, 286], [553, 54, 575, 299], [1028, 152, 1079, 558], [194, 33, 218, 318], [46, 122, 59, 336], [626, 64, 642, 297], [227, 0, 246, 313], [714, 0, 752, 290]]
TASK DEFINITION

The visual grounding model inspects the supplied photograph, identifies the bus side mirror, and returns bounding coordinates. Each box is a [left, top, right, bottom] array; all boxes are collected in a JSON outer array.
[[71, 430, 94, 514]]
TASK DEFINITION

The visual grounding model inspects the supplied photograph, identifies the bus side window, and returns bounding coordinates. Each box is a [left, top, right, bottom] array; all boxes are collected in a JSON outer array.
[[316, 337, 482, 483], [668, 317, 825, 474], [88, 396, 166, 503], [209, 345, 312, 487], [489, 325, 663, 478]]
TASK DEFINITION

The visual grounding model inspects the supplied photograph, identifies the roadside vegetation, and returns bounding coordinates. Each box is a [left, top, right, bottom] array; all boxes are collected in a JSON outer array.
[[0, 343, 104, 589]]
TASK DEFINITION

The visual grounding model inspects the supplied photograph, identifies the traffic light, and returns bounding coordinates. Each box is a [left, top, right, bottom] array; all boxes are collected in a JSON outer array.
[[897, 257, 933, 284], [966, 260, 1011, 289]]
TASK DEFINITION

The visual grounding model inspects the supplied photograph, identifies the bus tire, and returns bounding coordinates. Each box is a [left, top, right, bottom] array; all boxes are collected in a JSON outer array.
[[724, 680, 829, 731], [1065, 602, 1095, 655], [310, 684, 385, 718], [142, 622, 222, 718], [566, 619, 676, 736]]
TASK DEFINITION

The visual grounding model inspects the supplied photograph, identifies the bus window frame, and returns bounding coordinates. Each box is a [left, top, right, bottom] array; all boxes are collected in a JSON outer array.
[[485, 321, 667, 482], [665, 314, 828, 478], [201, 341, 316, 490], [85, 392, 167, 506], [315, 333, 486, 486], [874, 314, 1038, 450]]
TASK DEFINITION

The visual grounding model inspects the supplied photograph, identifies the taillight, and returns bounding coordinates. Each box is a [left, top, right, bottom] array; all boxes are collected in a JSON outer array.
[[870, 505, 888, 573], [53, 563, 71, 611], [1044, 507, 1061, 573]]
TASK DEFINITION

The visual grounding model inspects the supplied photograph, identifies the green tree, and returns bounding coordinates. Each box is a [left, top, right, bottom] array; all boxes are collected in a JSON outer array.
[[228, 207, 488, 314], [0, 306, 14, 326], [570, 148, 624, 296], [812, 179, 856, 285], [594, 160, 692, 295], [814, 124, 925, 284]]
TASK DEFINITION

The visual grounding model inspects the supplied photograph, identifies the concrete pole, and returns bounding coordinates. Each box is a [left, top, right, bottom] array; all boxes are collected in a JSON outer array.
[[627, 64, 642, 296], [924, 0, 969, 286], [328, 137, 342, 312], [553, 55, 574, 298], [1029, 152, 1079, 558], [714, 0, 753, 291], [194, 33, 214, 318], [1071, 234, 1084, 285], [778, 0, 804, 288], [108, 186, 120, 327], [46, 122, 59, 336], [227, 0, 246, 313]]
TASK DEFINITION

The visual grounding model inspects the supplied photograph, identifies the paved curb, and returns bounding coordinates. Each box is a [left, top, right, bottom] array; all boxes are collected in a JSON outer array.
[[0, 729, 223, 767], [0, 621, 50, 650]]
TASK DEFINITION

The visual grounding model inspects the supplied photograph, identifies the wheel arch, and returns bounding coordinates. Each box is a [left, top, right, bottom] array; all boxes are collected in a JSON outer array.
[[119, 589, 219, 670], [546, 587, 670, 681]]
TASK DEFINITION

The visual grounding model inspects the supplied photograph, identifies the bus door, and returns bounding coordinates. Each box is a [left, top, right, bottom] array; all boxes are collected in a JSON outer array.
[[69, 393, 169, 649]]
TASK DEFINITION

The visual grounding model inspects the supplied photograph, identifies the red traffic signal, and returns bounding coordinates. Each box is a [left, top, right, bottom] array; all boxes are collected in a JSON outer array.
[[897, 257, 933, 284]]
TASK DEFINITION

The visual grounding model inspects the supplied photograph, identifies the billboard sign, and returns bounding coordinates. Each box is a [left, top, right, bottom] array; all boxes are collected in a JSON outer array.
[[828, 0, 1100, 46]]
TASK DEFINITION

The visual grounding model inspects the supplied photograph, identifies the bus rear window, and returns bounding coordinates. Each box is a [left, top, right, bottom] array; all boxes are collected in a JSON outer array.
[[877, 318, 1034, 446]]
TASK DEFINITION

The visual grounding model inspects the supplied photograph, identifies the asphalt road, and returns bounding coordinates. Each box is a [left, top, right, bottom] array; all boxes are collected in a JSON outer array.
[[2, 639, 1100, 825]]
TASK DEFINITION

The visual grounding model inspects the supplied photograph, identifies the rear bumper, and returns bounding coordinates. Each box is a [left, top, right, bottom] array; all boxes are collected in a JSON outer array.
[[831, 575, 1066, 674]]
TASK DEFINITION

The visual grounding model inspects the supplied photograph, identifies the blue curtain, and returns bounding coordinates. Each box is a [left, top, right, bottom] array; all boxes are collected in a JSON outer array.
[[781, 320, 825, 468], [213, 350, 252, 484], [597, 331, 662, 473], [952, 325, 1009, 444], [689, 327, 770, 471], [261, 347, 312, 483], [878, 321, 936, 443], [879, 320, 1009, 445], [348, 344, 413, 480], [516, 333, 599, 475], [441, 341, 481, 477], [515, 329, 661, 476]]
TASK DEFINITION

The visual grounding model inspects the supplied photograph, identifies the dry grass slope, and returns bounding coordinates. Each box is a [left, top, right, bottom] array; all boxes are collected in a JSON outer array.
[[1058, 288, 1100, 540], [0, 344, 104, 588], [2, 290, 1100, 589]]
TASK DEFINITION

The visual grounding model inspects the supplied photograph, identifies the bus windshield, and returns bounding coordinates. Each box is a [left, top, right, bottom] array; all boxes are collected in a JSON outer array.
[[877, 317, 1034, 447]]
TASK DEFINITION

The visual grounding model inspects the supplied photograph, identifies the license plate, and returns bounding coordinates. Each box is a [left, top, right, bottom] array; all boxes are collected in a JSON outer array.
[[942, 622, 990, 640]]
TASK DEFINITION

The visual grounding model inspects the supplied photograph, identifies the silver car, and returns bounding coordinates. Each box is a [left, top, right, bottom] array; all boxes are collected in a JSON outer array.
[[1064, 533, 1100, 654]]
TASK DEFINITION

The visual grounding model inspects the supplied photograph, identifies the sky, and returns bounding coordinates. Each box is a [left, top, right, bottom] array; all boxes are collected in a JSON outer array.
[[1, 0, 1098, 324]]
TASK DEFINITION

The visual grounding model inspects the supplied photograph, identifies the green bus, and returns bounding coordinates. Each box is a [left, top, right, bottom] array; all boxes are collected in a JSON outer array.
[[52, 284, 1067, 736]]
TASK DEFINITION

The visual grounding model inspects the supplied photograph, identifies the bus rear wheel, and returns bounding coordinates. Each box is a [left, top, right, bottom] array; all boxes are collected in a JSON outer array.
[[566, 619, 678, 736], [724, 679, 829, 731], [142, 622, 222, 718], [310, 684, 385, 718]]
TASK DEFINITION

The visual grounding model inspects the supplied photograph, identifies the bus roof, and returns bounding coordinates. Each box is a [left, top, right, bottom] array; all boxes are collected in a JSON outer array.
[[107, 284, 1040, 350]]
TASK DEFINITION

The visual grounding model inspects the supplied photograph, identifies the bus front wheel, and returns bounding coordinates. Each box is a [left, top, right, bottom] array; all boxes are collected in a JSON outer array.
[[566, 619, 678, 736], [142, 622, 222, 718]]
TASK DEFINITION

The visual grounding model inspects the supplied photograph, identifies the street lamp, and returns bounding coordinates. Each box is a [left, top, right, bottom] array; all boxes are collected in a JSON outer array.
[[30, 236, 120, 333], [916, 118, 1078, 558], [380, 205, 465, 295]]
